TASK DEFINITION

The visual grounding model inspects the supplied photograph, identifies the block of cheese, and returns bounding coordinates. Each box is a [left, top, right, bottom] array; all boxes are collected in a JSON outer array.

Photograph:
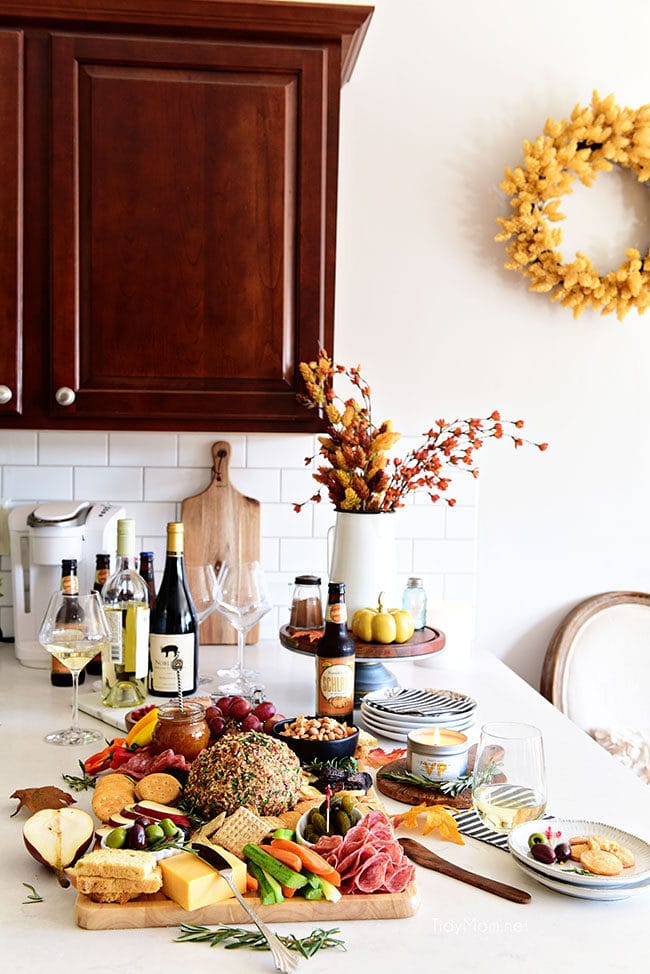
[[160, 848, 246, 911]]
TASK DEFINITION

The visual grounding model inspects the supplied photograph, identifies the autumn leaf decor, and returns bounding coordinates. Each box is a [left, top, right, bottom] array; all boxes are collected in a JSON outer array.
[[295, 351, 547, 513], [391, 804, 465, 845]]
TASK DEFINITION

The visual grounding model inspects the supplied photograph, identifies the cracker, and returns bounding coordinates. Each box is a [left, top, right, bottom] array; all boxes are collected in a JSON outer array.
[[135, 773, 181, 805], [569, 843, 589, 862], [580, 849, 623, 877], [212, 806, 271, 858]]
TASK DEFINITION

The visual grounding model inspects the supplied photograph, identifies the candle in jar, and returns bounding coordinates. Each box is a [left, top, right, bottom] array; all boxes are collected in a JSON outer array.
[[407, 726, 469, 782]]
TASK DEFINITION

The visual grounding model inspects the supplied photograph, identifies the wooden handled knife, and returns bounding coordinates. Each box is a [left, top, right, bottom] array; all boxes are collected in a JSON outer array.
[[398, 838, 531, 904]]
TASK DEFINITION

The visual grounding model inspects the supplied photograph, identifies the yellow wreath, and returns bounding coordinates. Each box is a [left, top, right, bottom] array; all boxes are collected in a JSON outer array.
[[496, 91, 650, 320]]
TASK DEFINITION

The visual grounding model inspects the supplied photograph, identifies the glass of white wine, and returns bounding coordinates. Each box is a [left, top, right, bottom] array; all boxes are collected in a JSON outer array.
[[38, 590, 110, 746], [472, 722, 547, 834]]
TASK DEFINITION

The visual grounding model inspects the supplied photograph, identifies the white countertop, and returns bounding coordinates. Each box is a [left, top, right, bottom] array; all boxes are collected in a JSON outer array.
[[1, 642, 649, 974]]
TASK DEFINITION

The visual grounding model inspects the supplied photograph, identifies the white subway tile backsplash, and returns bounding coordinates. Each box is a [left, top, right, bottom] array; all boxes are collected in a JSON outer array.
[[1, 431, 478, 634], [5, 465, 72, 500], [178, 434, 246, 468], [39, 431, 108, 465], [445, 505, 478, 539], [394, 504, 445, 540], [75, 466, 142, 502], [413, 539, 477, 575], [280, 467, 320, 505], [144, 466, 208, 502], [248, 434, 315, 468], [280, 538, 328, 575], [0, 431, 38, 464], [110, 432, 177, 466], [230, 467, 281, 504], [262, 503, 313, 539], [122, 501, 177, 535]]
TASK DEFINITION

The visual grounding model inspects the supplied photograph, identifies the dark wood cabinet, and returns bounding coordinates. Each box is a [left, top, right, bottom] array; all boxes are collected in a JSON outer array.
[[0, 29, 22, 417], [0, 0, 372, 431]]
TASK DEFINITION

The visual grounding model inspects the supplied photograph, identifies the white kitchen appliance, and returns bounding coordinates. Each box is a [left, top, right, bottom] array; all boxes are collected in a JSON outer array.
[[8, 501, 125, 668]]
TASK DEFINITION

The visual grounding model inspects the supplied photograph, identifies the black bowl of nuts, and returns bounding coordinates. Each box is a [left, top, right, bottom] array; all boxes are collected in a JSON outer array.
[[272, 715, 359, 764]]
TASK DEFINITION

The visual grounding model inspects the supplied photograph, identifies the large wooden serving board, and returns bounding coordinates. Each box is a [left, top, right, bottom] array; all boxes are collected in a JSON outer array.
[[74, 885, 420, 930], [181, 441, 261, 645]]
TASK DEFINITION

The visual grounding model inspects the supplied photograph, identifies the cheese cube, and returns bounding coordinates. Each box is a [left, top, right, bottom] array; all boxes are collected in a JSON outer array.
[[160, 848, 246, 911]]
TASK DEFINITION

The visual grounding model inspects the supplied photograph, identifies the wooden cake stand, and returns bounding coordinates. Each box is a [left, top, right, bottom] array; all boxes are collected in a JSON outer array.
[[279, 625, 445, 705]]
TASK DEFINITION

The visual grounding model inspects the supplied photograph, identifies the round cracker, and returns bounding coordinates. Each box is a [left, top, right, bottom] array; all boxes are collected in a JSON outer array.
[[580, 849, 623, 877]]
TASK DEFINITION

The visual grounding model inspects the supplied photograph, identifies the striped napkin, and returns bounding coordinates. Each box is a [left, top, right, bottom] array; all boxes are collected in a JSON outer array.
[[452, 806, 552, 851]]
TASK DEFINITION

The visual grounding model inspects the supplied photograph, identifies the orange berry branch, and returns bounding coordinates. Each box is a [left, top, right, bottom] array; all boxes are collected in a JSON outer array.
[[294, 350, 547, 513]]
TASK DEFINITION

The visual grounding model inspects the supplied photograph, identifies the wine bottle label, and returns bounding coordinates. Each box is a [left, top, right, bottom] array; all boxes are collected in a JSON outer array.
[[316, 657, 355, 716], [325, 602, 347, 625], [105, 603, 149, 678], [149, 632, 196, 693]]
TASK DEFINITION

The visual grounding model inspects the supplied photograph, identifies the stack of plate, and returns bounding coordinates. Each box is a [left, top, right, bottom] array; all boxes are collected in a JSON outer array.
[[359, 686, 477, 743], [508, 818, 650, 901]]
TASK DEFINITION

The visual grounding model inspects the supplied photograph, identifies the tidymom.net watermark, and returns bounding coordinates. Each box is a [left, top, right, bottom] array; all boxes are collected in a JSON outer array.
[[433, 917, 529, 936]]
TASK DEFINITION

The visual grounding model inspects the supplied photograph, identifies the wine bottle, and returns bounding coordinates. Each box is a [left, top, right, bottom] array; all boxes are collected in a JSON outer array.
[[101, 519, 150, 708], [139, 551, 157, 610], [148, 522, 199, 697], [87, 553, 111, 675], [315, 581, 355, 725], [51, 559, 86, 687]]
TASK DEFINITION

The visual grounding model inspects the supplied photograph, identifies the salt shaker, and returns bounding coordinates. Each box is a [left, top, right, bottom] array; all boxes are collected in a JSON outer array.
[[289, 575, 323, 630], [403, 577, 427, 630]]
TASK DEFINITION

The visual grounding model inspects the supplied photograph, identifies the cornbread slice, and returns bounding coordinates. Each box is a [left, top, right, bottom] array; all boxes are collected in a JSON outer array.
[[74, 872, 162, 904], [72, 848, 159, 880]]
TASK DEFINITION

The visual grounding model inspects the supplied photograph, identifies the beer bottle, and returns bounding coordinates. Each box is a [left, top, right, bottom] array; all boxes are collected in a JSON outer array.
[[315, 581, 355, 725], [87, 553, 111, 675]]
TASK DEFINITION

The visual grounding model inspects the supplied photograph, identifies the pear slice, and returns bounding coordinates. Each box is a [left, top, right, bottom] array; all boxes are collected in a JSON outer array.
[[23, 807, 95, 887]]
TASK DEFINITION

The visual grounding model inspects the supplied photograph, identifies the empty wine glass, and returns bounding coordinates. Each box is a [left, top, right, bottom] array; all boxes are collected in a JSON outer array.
[[214, 560, 271, 696], [185, 563, 220, 686], [38, 590, 110, 745]]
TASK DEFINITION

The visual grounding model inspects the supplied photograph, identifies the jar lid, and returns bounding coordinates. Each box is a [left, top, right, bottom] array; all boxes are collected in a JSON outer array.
[[406, 576, 423, 587], [294, 574, 321, 585]]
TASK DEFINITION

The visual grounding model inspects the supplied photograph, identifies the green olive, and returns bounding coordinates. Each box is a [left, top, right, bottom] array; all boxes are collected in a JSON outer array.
[[105, 826, 128, 849], [158, 817, 178, 837], [528, 832, 548, 849], [145, 824, 165, 844]]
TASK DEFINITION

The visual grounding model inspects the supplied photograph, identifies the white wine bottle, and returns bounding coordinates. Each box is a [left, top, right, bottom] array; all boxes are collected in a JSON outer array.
[[148, 521, 198, 696], [101, 519, 150, 708]]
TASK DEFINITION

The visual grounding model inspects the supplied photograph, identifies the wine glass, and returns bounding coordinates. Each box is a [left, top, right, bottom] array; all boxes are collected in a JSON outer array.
[[38, 590, 110, 746], [185, 564, 220, 686], [214, 560, 271, 696], [472, 722, 547, 834]]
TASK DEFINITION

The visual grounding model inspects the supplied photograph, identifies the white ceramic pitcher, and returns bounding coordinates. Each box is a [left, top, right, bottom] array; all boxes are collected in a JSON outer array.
[[327, 511, 398, 619]]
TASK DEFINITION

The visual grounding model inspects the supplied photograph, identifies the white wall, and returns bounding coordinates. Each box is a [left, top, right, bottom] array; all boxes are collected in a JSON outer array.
[[331, 0, 650, 685], [4, 0, 650, 688]]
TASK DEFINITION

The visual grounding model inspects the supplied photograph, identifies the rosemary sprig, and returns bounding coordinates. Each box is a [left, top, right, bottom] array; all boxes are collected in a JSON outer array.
[[174, 924, 346, 957], [560, 866, 596, 876], [380, 760, 502, 798], [22, 883, 44, 904], [62, 761, 97, 792], [303, 756, 358, 773]]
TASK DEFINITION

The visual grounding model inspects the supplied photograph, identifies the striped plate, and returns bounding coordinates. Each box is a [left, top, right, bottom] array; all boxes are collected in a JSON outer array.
[[363, 687, 477, 722]]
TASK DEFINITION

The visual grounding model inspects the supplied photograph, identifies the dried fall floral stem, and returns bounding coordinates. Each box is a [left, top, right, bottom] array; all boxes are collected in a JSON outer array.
[[295, 351, 547, 512], [174, 924, 346, 957]]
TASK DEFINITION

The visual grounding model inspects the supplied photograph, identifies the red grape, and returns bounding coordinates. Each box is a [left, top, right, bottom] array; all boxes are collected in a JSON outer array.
[[205, 706, 223, 723], [229, 696, 252, 720], [207, 715, 226, 737], [263, 713, 284, 734], [214, 696, 234, 715], [241, 713, 262, 732], [253, 700, 276, 721]]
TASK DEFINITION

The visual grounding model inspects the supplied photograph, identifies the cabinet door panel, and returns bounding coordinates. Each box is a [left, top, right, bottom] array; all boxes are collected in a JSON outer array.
[[0, 30, 23, 416], [51, 34, 329, 428]]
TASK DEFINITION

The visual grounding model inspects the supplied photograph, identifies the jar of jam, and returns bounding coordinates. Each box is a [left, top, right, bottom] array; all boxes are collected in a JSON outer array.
[[151, 702, 210, 762]]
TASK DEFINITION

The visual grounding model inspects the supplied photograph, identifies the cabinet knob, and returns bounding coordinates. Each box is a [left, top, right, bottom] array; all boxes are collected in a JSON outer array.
[[55, 386, 76, 407], [0, 385, 12, 404]]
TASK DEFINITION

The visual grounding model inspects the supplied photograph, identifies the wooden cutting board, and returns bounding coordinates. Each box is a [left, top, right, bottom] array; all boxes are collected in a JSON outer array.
[[181, 441, 260, 645], [74, 885, 420, 929]]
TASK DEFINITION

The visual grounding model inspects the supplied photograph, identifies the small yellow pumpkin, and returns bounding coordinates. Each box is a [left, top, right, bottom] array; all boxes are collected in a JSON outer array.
[[351, 593, 415, 644]]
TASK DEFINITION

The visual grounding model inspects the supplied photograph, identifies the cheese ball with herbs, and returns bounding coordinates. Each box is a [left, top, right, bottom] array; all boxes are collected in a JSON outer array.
[[184, 730, 302, 817]]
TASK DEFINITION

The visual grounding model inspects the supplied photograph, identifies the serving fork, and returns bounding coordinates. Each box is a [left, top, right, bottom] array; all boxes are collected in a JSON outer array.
[[192, 843, 299, 973]]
